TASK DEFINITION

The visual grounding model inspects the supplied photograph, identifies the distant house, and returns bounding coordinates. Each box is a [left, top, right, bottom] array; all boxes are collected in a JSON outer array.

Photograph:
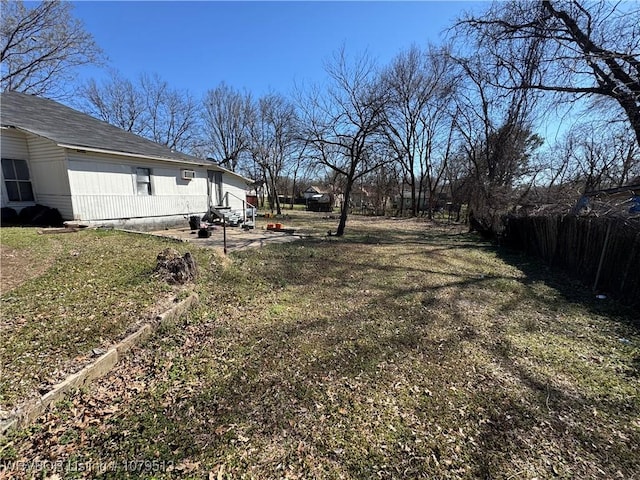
[[302, 186, 327, 200], [350, 185, 372, 208], [302, 185, 335, 212], [1, 91, 252, 228], [393, 184, 456, 213]]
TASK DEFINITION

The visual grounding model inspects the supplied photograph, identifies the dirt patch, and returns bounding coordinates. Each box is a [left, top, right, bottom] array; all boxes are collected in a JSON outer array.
[[0, 245, 53, 295]]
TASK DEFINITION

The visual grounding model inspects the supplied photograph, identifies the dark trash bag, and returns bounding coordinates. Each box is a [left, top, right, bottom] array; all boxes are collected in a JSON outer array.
[[1, 207, 18, 225], [197, 227, 211, 238], [17, 204, 63, 227], [189, 215, 201, 230]]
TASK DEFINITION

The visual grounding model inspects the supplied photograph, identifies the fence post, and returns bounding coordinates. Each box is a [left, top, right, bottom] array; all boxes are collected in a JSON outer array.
[[223, 217, 227, 255]]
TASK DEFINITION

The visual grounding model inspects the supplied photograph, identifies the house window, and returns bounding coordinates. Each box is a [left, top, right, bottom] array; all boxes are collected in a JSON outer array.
[[2, 158, 34, 202], [135, 167, 152, 195]]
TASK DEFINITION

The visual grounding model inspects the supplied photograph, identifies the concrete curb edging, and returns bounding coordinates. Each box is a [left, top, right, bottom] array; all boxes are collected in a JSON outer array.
[[117, 228, 188, 243], [0, 293, 199, 437]]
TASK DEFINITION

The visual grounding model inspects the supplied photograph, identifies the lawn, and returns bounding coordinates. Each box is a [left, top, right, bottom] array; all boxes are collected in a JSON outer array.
[[0, 228, 200, 412], [1, 218, 639, 479]]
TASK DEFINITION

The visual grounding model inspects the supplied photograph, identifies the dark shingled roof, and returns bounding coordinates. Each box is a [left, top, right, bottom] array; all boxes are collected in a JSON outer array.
[[0, 91, 204, 165]]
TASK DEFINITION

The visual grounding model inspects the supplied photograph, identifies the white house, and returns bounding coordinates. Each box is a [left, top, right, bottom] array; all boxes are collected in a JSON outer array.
[[302, 185, 328, 200], [0, 91, 252, 229]]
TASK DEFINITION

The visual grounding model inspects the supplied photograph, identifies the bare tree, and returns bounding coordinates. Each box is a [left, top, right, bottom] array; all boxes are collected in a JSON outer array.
[[80, 71, 146, 134], [140, 73, 200, 152], [1, 0, 103, 98], [535, 141, 578, 205], [561, 122, 640, 192], [247, 93, 298, 215], [79, 72, 200, 153], [202, 82, 253, 171], [443, 148, 473, 219], [525, 113, 640, 209], [299, 49, 389, 236], [283, 140, 314, 210], [611, 126, 640, 187], [458, 0, 640, 146], [360, 162, 401, 216], [382, 45, 430, 217], [382, 45, 459, 217], [452, 50, 543, 235]]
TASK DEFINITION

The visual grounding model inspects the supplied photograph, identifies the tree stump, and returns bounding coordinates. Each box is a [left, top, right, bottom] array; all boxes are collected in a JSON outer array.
[[154, 248, 197, 284]]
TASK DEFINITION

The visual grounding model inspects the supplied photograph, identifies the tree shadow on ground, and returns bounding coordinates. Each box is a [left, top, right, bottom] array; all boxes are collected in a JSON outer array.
[[104, 227, 636, 476], [491, 239, 640, 330], [10, 223, 639, 479], [468, 333, 640, 478]]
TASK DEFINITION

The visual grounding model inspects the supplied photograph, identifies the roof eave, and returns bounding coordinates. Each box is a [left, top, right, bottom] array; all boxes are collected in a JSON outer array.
[[57, 143, 207, 166]]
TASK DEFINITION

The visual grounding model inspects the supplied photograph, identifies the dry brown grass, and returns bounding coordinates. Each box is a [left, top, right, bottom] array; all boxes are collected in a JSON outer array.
[[1, 216, 639, 479], [0, 228, 195, 413]]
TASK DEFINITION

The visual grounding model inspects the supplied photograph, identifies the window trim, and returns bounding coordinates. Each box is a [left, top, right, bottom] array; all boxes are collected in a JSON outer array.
[[1, 158, 35, 203], [134, 167, 152, 196]]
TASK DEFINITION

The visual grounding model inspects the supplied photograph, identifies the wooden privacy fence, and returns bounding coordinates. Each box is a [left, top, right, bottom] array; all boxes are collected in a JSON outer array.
[[503, 215, 640, 305]]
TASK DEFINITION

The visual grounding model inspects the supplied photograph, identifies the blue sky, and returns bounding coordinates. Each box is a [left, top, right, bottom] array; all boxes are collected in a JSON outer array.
[[71, 1, 483, 99]]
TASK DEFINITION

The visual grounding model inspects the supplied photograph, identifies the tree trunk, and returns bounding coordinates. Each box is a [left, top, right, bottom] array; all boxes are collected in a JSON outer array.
[[336, 179, 354, 237], [619, 94, 640, 149], [290, 175, 297, 210], [270, 176, 282, 215], [428, 191, 436, 220], [410, 173, 417, 217]]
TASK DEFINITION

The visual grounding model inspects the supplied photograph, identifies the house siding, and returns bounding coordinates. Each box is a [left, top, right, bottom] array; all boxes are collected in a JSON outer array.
[[1, 129, 73, 218], [70, 194, 208, 220], [1, 128, 30, 158], [67, 153, 211, 222], [220, 173, 251, 212], [25, 135, 73, 218], [1, 128, 31, 210]]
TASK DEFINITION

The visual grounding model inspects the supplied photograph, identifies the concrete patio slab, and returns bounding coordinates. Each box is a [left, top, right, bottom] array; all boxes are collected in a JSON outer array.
[[149, 226, 305, 252]]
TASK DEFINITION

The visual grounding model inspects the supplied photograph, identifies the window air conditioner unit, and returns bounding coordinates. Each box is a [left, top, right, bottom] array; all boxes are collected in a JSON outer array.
[[181, 169, 196, 180]]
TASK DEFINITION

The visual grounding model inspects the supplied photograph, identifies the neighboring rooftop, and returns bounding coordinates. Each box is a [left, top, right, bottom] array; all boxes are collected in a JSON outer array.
[[305, 186, 327, 194]]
